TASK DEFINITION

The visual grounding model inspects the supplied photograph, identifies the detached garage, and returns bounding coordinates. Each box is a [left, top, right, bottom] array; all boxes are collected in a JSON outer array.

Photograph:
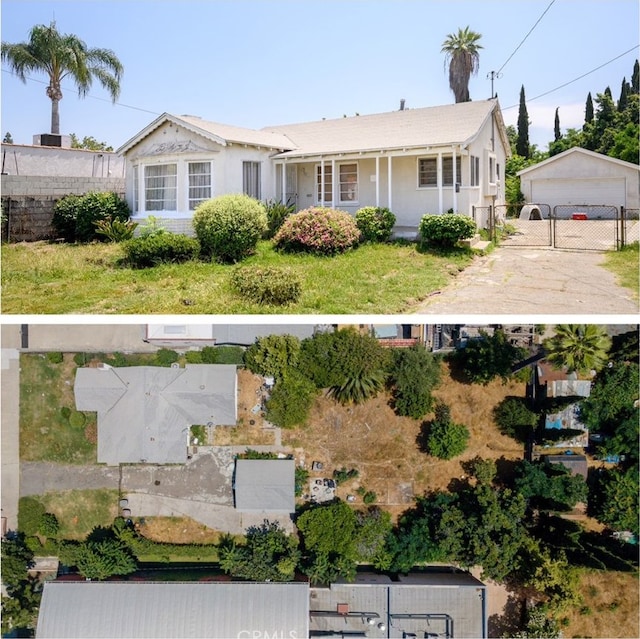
[[518, 147, 640, 214]]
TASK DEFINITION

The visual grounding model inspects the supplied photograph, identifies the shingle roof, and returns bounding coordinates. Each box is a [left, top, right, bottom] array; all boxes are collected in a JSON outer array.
[[265, 99, 501, 157], [234, 459, 295, 512], [74, 365, 237, 465], [36, 581, 310, 638]]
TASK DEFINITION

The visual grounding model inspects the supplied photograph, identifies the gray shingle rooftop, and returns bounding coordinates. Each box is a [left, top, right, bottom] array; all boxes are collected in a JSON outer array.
[[234, 458, 296, 512], [74, 365, 237, 465], [36, 581, 310, 638]]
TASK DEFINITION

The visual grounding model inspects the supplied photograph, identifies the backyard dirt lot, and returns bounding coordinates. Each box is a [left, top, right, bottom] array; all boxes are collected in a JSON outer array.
[[280, 360, 525, 517]]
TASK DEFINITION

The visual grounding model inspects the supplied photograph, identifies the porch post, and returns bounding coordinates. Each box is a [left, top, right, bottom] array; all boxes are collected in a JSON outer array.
[[331, 158, 336, 206], [387, 155, 392, 211], [437, 152, 443, 214], [452, 147, 458, 212], [282, 161, 287, 204], [320, 159, 325, 207], [375, 156, 380, 207]]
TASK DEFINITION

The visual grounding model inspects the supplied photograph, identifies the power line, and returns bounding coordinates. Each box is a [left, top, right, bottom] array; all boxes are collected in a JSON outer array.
[[502, 45, 639, 110], [497, 0, 556, 75], [1, 68, 161, 117]]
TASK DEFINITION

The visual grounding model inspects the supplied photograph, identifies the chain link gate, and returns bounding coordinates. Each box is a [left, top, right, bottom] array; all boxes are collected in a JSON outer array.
[[552, 205, 620, 250], [495, 203, 553, 247], [620, 207, 639, 248]]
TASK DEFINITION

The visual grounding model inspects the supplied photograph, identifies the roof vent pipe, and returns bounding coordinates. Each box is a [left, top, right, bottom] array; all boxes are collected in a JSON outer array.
[[399, 98, 406, 111]]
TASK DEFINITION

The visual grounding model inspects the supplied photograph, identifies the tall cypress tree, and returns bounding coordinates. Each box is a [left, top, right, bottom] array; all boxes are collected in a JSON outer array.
[[631, 60, 639, 94], [554, 107, 561, 141], [584, 92, 594, 128], [618, 77, 630, 112], [516, 85, 530, 158]]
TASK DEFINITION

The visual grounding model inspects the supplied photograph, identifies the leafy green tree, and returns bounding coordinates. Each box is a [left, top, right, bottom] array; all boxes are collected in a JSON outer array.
[[244, 334, 301, 379], [70, 133, 113, 151], [0, 534, 35, 592], [298, 328, 390, 404], [38, 512, 60, 538], [618, 77, 630, 112], [422, 402, 469, 460], [517, 85, 530, 158], [512, 603, 562, 638], [548, 126, 585, 156], [441, 26, 483, 103], [62, 537, 137, 580], [353, 507, 393, 568], [17, 496, 45, 536], [1, 22, 123, 135], [455, 329, 525, 385], [265, 369, 316, 428], [588, 466, 639, 535], [493, 396, 538, 441], [218, 521, 301, 581], [3, 131, 13, 143], [632, 59, 639, 93], [543, 324, 611, 375], [514, 460, 587, 512]]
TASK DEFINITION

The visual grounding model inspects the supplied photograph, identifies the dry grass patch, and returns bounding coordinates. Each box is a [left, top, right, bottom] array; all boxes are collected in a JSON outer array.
[[137, 516, 227, 545]]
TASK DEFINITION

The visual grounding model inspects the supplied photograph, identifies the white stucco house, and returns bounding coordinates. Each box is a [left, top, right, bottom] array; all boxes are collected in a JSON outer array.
[[117, 99, 510, 235], [517, 147, 640, 213]]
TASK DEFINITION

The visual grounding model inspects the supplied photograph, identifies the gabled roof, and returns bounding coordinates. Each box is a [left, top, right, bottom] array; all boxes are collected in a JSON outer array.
[[117, 112, 295, 155], [265, 99, 509, 158], [517, 146, 640, 176], [234, 459, 295, 512], [74, 364, 237, 465], [36, 581, 310, 638]]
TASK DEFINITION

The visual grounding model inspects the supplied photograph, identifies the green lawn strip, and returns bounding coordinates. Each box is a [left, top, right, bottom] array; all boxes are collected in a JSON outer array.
[[602, 242, 639, 299], [2, 240, 474, 314], [19, 353, 96, 464]]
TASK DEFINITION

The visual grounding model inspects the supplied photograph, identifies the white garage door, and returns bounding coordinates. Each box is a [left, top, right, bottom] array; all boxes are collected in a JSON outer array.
[[531, 177, 625, 209]]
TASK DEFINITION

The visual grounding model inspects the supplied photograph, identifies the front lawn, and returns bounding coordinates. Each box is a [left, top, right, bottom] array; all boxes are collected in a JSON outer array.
[[603, 241, 639, 300], [1, 240, 474, 314]]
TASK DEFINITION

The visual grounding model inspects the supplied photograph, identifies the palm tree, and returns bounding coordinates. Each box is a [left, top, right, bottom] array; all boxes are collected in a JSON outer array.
[[441, 26, 483, 103], [543, 324, 612, 375], [2, 22, 123, 135]]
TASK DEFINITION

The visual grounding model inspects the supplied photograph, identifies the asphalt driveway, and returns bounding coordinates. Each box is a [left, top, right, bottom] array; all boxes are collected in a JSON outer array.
[[415, 246, 638, 314]]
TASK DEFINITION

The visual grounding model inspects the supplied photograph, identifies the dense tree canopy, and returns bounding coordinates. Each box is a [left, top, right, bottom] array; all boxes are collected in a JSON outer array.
[[244, 334, 301, 379], [543, 324, 612, 375], [390, 345, 441, 418]]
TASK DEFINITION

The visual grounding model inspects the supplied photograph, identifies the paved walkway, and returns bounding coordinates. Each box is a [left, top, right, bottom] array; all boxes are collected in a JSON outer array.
[[415, 246, 639, 314]]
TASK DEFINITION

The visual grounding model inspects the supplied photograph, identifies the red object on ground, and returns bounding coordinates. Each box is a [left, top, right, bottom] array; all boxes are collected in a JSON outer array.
[[572, 213, 588, 220]]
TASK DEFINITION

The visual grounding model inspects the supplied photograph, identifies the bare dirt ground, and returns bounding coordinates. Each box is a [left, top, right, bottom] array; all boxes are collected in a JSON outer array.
[[138, 516, 224, 544], [281, 360, 525, 518]]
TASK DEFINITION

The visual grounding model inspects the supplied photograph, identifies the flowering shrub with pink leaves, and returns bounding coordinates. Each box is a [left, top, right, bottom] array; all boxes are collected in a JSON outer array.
[[273, 207, 361, 256]]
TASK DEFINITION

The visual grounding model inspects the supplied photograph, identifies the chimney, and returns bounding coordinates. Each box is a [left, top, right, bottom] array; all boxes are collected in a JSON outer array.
[[399, 98, 406, 111]]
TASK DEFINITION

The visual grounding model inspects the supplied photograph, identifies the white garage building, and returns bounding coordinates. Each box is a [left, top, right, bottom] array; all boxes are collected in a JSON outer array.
[[518, 147, 640, 214]]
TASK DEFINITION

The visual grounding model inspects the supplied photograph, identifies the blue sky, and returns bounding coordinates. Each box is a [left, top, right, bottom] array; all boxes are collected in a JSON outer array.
[[1, 0, 638, 151]]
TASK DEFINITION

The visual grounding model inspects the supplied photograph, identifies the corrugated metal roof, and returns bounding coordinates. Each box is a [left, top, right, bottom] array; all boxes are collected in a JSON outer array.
[[265, 100, 499, 158], [235, 459, 295, 512], [74, 365, 237, 465], [36, 581, 309, 638]]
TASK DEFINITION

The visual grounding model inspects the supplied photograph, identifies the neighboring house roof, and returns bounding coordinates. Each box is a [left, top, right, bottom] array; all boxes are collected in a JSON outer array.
[[310, 571, 487, 638], [74, 365, 237, 464], [544, 454, 588, 479], [234, 459, 295, 512], [517, 146, 640, 176], [36, 581, 310, 638], [265, 99, 509, 158], [117, 112, 294, 155], [537, 362, 592, 398]]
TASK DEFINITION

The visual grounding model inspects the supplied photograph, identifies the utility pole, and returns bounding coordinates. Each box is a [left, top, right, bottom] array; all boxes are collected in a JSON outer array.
[[487, 70, 502, 98]]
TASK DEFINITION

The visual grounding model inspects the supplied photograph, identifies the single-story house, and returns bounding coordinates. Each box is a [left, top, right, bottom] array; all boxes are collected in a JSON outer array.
[[234, 458, 295, 513], [309, 570, 488, 638], [517, 147, 640, 215], [117, 99, 510, 235], [74, 364, 237, 465], [36, 581, 310, 638]]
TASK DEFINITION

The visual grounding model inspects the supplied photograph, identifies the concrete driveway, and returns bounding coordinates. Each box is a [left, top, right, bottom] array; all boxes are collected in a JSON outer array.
[[415, 246, 638, 314]]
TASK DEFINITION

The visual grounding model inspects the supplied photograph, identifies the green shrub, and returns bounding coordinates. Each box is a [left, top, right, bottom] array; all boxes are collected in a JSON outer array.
[[69, 410, 87, 429], [52, 192, 131, 243], [38, 512, 60, 538], [424, 403, 470, 459], [363, 490, 377, 504], [123, 233, 200, 268], [18, 497, 45, 535], [204, 346, 244, 365], [355, 206, 396, 242], [333, 468, 359, 485], [185, 351, 203, 364], [493, 397, 538, 441], [193, 194, 267, 262], [94, 216, 138, 242], [60, 406, 72, 419], [231, 266, 302, 306], [265, 370, 317, 428], [273, 207, 361, 255], [263, 199, 295, 239], [73, 353, 87, 366], [419, 213, 476, 247], [154, 348, 179, 367], [137, 215, 167, 238], [46, 352, 64, 364]]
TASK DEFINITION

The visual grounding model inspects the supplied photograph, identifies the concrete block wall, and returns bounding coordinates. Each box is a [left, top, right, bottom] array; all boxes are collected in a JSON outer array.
[[1, 175, 125, 242]]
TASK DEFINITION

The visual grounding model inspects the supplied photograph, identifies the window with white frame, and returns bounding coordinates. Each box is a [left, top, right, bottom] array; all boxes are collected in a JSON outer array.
[[243, 161, 261, 199], [316, 164, 333, 203], [489, 155, 497, 184], [339, 163, 358, 202], [145, 164, 177, 211], [442, 156, 462, 187], [418, 158, 437, 187], [188, 161, 212, 210], [470, 155, 480, 187]]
